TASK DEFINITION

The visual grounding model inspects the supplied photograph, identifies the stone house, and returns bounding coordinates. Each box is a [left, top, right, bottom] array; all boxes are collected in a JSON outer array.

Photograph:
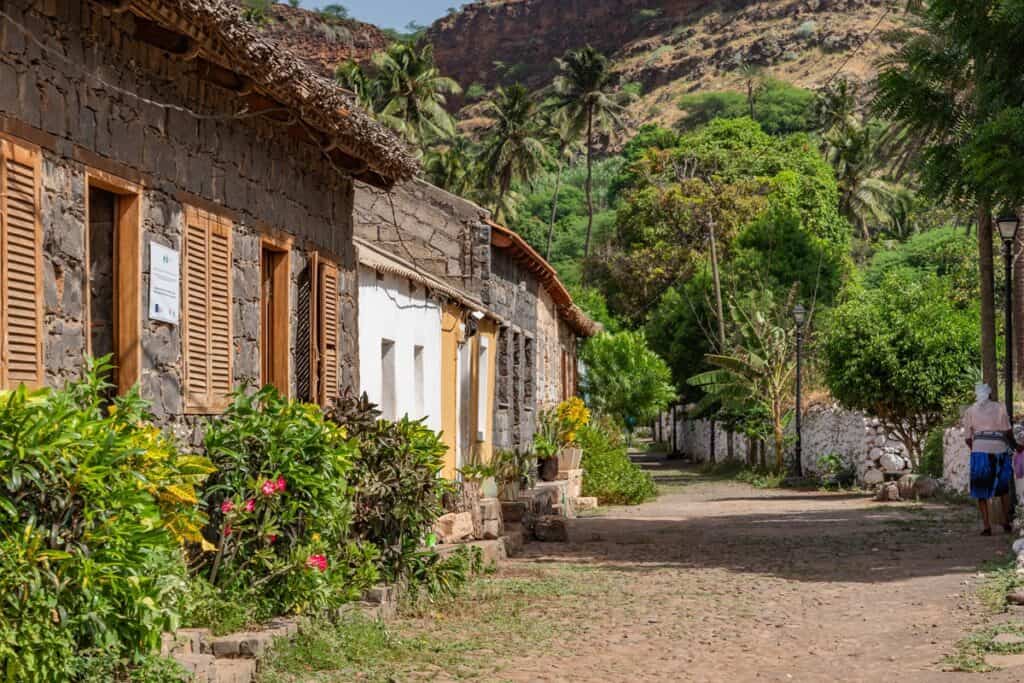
[[354, 179, 498, 478], [353, 184, 598, 473], [0, 0, 416, 439], [485, 221, 599, 452]]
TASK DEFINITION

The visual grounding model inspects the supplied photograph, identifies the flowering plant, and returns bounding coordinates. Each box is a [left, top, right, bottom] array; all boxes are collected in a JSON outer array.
[[197, 386, 376, 620]]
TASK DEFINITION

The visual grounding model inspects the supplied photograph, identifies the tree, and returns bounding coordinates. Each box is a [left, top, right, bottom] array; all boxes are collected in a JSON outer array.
[[822, 273, 979, 466], [319, 4, 349, 19], [579, 331, 675, 435], [544, 110, 583, 259], [369, 43, 462, 146], [479, 85, 549, 208], [423, 137, 479, 198], [688, 293, 798, 472], [553, 46, 625, 258], [874, 0, 1024, 399]]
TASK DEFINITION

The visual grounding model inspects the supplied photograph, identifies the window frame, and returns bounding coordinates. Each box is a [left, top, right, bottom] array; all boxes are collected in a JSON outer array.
[[259, 233, 292, 397]]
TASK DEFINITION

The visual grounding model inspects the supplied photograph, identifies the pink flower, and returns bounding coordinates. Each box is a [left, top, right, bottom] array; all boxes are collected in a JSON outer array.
[[275, 476, 287, 493], [220, 500, 234, 514], [224, 524, 232, 537], [261, 480, 276, 496], [267, 534, 278, 543], [244, 499, 256, 513], [305, 554, 328, 572]]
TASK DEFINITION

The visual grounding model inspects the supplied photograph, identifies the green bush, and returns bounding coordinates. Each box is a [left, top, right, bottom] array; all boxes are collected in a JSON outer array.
[[921, 426, 947, 478], [196, 387, 378, 625], [0, 360, 211, 681], [578, 417, 657, 505], [327, 392, 450, 582]]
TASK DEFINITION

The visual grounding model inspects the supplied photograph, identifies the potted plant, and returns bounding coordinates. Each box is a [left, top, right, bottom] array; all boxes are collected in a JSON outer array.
[[495, 449, 531, 500], [460, 463, 498, 498], [534, 434, 560, 482], [555, 397, 590, 473]]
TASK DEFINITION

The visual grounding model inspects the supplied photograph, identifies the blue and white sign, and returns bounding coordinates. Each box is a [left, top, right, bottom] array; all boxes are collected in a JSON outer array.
[[149, 242, 180, 325]]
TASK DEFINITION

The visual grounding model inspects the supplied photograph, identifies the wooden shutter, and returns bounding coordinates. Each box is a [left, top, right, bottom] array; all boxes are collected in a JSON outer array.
[[182, 206, 233, 413], [317, 258, 340, 406], [0, 137, 44, 389]]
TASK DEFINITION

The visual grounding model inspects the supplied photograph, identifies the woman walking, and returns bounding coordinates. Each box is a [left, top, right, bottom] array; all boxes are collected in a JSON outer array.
[[964, 383, 1015, 535]]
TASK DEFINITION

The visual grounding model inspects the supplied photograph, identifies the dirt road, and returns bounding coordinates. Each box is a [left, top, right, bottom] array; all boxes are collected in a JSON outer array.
[[490, 454, 1022, 682]]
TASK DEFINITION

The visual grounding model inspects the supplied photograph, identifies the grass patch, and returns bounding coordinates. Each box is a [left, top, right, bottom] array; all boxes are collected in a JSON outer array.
[[261, 567, 613, 681], [943, 622, 1024, 673], [977, 557, 1024, 613]]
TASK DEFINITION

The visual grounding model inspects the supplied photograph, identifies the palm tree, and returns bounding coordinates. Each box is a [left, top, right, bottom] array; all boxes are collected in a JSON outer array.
[[423, 137, 478, 197], [553, 46, 624, 258], [479, 84, 549, 208], [543, 109, 583, 260], [823, 120, 911, 239], [335, 60, 376, 111], [371, 43, 462, 146]]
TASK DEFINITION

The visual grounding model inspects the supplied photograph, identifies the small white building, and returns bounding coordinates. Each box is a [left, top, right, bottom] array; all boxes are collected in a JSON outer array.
[[356, 238, 443, 431]]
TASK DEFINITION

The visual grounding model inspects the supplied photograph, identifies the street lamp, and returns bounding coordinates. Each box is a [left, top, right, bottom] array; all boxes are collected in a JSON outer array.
[[792, 303, 807, 479], [997, 213, 1020, 421]]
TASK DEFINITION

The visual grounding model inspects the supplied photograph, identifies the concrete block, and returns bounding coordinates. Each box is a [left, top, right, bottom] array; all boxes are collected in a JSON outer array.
[[173, 654, 216, 682], [210, 631, 272, 658], [501, 501, 527, 523], [212, 657, 256, 683], [574, 497, 599, 511]]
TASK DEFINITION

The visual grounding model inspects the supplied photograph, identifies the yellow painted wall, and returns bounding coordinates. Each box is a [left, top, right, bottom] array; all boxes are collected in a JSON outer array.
[[470, 318, 499, 466], [440, 303, 462, 479]]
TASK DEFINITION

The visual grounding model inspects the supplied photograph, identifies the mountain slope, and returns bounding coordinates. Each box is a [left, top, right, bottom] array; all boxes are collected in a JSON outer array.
[[428, 0, 907, 129]]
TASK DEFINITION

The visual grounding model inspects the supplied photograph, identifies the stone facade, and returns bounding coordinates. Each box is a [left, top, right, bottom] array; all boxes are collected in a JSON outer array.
[[353, 178, 490, 294], [1, 0, 368, 441], [487, 247, 539, 451], [535, 286, 577, 410], [665, 403, 911, 484]]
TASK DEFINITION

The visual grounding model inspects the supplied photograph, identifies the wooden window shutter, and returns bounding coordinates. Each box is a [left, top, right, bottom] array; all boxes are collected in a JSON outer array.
[[317, 258, 341, 406], [182, 206, 233, 413], [0, 138, 44, 389]]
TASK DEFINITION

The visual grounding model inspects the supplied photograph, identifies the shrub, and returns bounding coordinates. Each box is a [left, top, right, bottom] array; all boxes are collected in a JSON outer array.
[[196, 387, 378, 624], [0, 360, 211, 681], [921, 426, 947, 478], [326, 392, 450, 582], [578, 417, 657, 505]]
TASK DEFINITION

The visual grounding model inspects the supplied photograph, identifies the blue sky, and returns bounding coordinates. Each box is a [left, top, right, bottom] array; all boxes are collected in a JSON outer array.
[[303, 1, 454, 30]]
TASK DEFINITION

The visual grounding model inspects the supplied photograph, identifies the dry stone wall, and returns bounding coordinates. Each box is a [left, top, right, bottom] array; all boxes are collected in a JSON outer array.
[[665, 404, 911, 484], [2, 0, 360, 442]]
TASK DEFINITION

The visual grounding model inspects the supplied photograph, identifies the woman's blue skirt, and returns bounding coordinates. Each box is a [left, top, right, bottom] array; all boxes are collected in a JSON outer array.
[[970, 451, 1014, 500]]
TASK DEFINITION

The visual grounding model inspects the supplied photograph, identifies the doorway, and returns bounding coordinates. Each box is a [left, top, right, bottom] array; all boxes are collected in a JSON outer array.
[[85, 173, 140, 395], [260, 241, 290, 395]]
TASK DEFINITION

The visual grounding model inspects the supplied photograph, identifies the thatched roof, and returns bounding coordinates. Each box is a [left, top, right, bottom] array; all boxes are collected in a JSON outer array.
[[487, 221, 601, 338], [93, 0, 417, 186]]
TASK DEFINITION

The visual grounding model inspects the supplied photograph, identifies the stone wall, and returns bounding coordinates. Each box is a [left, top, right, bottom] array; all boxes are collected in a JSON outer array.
[[488, 247, 539, 451], [353, 178, 490, 295], [535, 286, 564, 409], [665, 404, 912, 484], [2, 0, 360, 441]]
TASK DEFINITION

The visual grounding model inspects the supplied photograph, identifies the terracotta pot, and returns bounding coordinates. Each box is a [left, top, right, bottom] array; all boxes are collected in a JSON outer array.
[[538, 456, 559, 482], [557, 446, 583, 472]]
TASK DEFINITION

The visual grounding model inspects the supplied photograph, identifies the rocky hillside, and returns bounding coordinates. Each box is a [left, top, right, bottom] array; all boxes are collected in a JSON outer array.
[[256, 4, 390, 76], [427, 0, 907, 129]]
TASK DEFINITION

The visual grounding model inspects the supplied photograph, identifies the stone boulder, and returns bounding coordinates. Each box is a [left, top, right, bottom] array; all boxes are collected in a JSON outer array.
[[874, 481, 901, 502], [896, 474, 918, 500], [433, 512, 473, 544], [533, 515, 569, 543], [862, 468, 885, 486], [880, 451, 907, 472]]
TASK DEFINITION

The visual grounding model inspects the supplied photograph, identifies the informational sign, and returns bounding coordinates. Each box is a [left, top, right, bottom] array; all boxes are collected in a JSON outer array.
[[149, 242, 180, 325]]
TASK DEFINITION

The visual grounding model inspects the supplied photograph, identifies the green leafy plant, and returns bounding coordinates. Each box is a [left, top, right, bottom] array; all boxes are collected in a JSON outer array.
[[0, 358, 210, 681], [196, 387, 376, 624], [326, 392, 450, 583], [405, 546, 486, 603], [578, 416, 656, 505]]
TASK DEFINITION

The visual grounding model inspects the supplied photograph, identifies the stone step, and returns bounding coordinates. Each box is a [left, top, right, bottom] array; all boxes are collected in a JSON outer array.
[[210, 631, 274, 658], [502, 528, 524, 556], [213, 657, 257, 683], [501, 500, 527, 523], [173, 653, 217, 682]]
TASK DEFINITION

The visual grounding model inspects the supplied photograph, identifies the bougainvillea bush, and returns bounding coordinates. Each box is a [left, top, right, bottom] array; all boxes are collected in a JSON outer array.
[[327, 392, 449, 582], [195, 387, 379, 624], [0, 360, 213, 682]]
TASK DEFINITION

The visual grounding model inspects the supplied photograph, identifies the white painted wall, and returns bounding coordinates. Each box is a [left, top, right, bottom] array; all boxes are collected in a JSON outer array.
[[358, 266, 442, 432]]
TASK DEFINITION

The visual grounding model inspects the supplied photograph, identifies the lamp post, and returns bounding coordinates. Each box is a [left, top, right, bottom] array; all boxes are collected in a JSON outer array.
[[997, 213, 1020, 421], [792, 303, 807, 478]]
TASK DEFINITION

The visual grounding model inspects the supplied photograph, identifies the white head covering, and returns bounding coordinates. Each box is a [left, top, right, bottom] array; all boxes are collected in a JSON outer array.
[[976, 383, 992, 404]]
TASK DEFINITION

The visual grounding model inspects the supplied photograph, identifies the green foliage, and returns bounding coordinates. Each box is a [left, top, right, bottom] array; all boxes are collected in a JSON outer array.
[[580, 331, 675, 428], [577, 417, 656, 504], [479, 84, 550, 208], [0, 360, 210, 681], [865, 226, 979, 303], [405, 545, 486, 602], [241, 0, 273, 24], [822, 273, 980, 465], [318, 4, 349, 20], [678, 80, 816, 135], [197, 387, 377, 623], [921, 426, 946, 479], [645, 271, 715, 396], [465, 83, 488, 101], [326, 392, 449, 582]]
